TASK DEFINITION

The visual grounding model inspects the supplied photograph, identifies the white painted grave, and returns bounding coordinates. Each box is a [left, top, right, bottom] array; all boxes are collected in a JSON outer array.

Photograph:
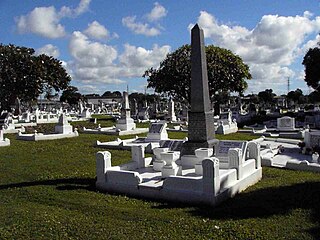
[[0, 129, 10, 147], [17, 113, 79, 141], [95, 140, 262, 206], [216, 111, 238, 134]]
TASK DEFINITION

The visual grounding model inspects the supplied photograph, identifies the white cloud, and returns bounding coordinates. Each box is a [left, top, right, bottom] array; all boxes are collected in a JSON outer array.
[[190, 11, 320, 94], [36, 44, 60, 58], [15, 0, 91, 38], [16, 6, 66, 38], [84, 21, 118, 40], [122, 16, 161, 36], [59, 0, 91, 17], [119, 43, 171, 77], [68, 31, 121, 85], [146, 2, 167, 22], [67, 31, 170, 90], [122, 2, 167, 36]]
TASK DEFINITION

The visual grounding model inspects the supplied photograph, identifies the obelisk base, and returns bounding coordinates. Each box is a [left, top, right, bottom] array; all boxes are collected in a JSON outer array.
[[180, 138, 218, 156]]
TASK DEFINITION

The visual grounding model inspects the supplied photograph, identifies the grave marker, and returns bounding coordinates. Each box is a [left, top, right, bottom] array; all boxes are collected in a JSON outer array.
[[181, 24, 217, 156]]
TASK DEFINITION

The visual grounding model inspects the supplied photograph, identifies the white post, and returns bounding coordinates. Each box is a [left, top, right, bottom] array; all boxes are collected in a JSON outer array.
[[96, 151, 111, 184], [202, 157, 220, 196]]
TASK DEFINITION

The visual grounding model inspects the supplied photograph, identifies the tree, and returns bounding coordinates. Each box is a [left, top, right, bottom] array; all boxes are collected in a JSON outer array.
[[287, 88, 303, 104], [102, 91, 122, 98], [302, 45, 320, 91], [308, 91, 320, 103], [143, 44, 251, 104], [60, 86, 82, 105], [0, 44, 71, 111], [258, 89, 276, 106], [102, 91, 113, 97]]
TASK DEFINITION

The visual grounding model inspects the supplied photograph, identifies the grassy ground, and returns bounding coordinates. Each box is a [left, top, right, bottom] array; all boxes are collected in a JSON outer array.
[[0, 119, 319, 239]]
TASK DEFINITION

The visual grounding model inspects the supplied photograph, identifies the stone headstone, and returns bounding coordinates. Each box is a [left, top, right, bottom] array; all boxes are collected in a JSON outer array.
[[180, 24, 217, 156], [14, 97, 22, 116], [277, 116, 295, 131], [216, 140, 245, 156], [305, 131, 320, 149], [55, 113, 73, 134], [146, 122, 168, 141], [215, 140, 247, 168]]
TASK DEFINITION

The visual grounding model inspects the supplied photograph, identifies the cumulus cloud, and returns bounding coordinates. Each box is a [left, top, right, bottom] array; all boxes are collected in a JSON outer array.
[[16, 6, 66, 38], [36, 44, 60, 58], [119, 43, 171, 76], [67, 31, 170, 90], [122, 16, 161, 36], [146, 2, 167, 22], [190, 11, 320, 94], [122, 2, 167, 36], [68, 31, 122, 85], [15, 0, 91, 38], [84, 21, 118, 40]]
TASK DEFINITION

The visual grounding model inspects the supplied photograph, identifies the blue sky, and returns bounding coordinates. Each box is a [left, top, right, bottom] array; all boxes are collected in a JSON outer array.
[[1, 0, 320, 96]]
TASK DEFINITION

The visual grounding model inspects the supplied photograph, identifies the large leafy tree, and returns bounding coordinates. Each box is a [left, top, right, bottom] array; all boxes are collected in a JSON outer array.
[[302, 45, 320, 91], [287, 88, 304, 104], [258, 89, 276, 108], [60, 86, 82, 105], [0, 44, 71, 110], [143, 44, 251, 104]]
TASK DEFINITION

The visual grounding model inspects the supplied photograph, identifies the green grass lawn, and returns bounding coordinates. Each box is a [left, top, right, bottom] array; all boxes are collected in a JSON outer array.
[[0, 121, 319, 239]]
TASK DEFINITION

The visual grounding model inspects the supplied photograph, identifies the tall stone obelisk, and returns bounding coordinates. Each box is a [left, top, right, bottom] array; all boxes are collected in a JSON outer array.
[[180, 24, 217, 156]]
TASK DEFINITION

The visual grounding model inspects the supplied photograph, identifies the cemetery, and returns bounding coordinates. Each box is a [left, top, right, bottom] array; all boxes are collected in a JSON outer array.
[[1, 6, 320, 238], [95, 25, 262, 206], [83, 92, 149, 136]]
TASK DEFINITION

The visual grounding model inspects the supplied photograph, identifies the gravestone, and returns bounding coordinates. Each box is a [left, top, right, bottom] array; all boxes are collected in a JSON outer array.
[[14, 97, 22, 116], [304, 130, 320, 150], [180, 24, 217, 156], [146, 122, 168, 141], [131, 99, 138, 119], [277, 116, 295, 131], [215, 140, 247, 168], [168, 99, 177, 122], [55, 113, 73, 134]]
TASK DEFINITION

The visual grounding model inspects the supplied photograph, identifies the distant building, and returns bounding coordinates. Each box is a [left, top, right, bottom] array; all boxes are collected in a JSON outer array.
[[84, 95, 122, 106]]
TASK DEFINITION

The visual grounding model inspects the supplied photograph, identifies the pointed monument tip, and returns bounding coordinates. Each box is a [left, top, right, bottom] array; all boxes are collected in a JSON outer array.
[[192, 23, 200, 30]]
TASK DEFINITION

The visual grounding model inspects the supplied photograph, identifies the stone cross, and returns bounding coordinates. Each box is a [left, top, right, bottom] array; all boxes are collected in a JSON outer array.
[[181, 24, 217, 156]]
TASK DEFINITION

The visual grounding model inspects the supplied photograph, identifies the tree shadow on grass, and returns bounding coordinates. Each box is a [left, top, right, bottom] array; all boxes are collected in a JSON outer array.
[[154, 181, 320, 239], [0, 177, 96, 192]]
